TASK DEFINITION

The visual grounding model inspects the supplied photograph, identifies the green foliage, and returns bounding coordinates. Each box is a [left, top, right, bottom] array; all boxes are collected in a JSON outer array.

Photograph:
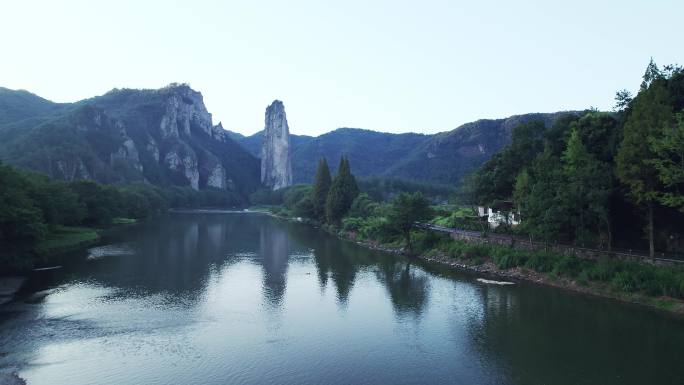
[[469, 120, 548, 205], [325, 156, 360, 225], [0, 162, 245, 272], [616, 62, 677, 256], [490, 248, 528, 269], [411, 230, 451, 255], [650, 113, 684, 211], [37, 226, 99, 254], [348, 193, 379, 218], [386, 192, 433, 251], [431, 207, 482, 231], [342, 215, 395, 242], [519, 147, 566, 243], [617, 76, 672, 206], [311, 158, 332, 221], [0, 163, 49, 244], [561, 128, 613, 246]]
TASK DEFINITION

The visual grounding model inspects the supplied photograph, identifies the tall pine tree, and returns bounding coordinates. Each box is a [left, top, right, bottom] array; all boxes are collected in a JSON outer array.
[[325, 156, 359, 225], [617, 62, 672, 257], [311, 158, 332, 221], [562, 129, 613, 248]]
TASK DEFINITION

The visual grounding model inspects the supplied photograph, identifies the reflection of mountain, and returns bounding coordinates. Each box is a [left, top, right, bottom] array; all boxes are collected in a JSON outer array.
[[376, 261, 429, 319], [259, 222, 289, 307]]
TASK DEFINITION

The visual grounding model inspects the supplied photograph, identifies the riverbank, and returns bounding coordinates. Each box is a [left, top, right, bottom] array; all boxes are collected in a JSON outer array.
[[37, 226, 101, 256], [0, 218, 140, 306], [263, 209, 684, 316], [346, 232, 684, 315]]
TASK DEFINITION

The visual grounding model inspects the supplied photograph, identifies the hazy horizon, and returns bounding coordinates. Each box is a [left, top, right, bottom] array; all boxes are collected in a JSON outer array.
[[1, 0, 681, 136]]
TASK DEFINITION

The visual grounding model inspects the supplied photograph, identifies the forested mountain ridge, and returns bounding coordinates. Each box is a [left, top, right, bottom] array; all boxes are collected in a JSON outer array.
[[228, 112, 580, 184], [0, 84, 260, 197]]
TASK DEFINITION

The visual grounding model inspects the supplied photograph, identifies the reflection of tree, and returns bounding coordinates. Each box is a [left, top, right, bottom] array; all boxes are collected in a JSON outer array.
[[376, 261, 429, 319], [259, 222, 289, 307], [461, 283, 684, 385], [285, 221, 430, 315], [309, 235, 357, 305], [287, 224, 360, 305]]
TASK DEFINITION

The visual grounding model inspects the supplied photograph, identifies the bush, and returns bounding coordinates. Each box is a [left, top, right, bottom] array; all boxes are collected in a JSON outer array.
[[491, 248, 528, 269], [612, 271, 637, 292], [552, 255, 585, 277], [412, 230, 450, 254], [525, 251, 561, 272]]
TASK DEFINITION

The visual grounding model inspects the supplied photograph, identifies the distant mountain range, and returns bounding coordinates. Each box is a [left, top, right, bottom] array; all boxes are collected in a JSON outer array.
[[0, 84, 580, 194], [0, 84, 260, 196], [227, 112, 579, 185]]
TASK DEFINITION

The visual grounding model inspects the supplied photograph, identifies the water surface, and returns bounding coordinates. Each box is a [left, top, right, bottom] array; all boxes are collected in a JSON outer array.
[[1, 213, 683, 385]]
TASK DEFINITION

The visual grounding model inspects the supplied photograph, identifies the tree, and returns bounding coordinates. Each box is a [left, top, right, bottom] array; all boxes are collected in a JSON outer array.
[[311, 158, 332, 221], [387, 192, 433, 253], [617, 74, 672, 257], [0, 164, 48, 243], [562, 129, 613, 248], [640, 57, 662, 91], [513, 168, 530, 214], [519, 147, 566, 244], [650, 113, 684, 212], [470, 120, 551, 205], [348, 193, 378, 218], [325, 157, 359, 225]]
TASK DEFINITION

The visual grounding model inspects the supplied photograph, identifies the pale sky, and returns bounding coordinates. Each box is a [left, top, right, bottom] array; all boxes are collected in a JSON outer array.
[[1, 0, 681, 136]]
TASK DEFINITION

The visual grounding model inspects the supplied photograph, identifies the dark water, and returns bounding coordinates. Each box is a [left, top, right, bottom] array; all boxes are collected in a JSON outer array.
[[1, 213, 683, 385]]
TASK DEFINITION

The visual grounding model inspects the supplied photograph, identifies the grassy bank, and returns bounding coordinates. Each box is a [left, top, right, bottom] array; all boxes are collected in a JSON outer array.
[[369, 229, 684, 314], [37, 225, 101, 255]]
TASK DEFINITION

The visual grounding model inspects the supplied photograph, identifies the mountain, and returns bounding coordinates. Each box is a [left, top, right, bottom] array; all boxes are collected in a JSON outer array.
[[229, 112, 579, 185], [0, 84, 260, 196]]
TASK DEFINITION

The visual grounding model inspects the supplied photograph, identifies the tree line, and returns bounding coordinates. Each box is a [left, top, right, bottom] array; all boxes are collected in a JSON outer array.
[[257, 156, 433, 253], [0, 162, 244, 271], [468, 59, 684, 257]]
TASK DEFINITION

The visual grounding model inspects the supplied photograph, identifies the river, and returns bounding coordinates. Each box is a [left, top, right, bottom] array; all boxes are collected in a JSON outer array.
[[1, 212, 683, 385]]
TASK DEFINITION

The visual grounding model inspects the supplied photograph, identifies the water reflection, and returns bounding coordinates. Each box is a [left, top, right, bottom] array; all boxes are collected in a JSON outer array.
[[375, 261, 429, 319], [1, 213, 683, 385], [259, 223, 289, 307]]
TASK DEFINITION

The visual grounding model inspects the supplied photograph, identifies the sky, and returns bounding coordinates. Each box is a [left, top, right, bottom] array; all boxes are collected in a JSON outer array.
[[1, 0, 681, 136]]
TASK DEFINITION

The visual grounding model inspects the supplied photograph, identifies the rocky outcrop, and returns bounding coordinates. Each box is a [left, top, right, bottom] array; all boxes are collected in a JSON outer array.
[[260, 100, 292, 190], [0, 84, 262, 196], [158, 85, 213, 139]]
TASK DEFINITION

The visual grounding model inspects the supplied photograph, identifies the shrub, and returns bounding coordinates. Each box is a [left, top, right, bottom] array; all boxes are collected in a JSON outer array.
[[612, 271, 638, 292], [552, 255, 585, 277], [491, 248, 527, 269], [525, 251, 560, 272]]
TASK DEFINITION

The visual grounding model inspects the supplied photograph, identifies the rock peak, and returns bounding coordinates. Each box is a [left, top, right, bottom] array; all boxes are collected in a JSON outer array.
[[261, 100, 292, 190]]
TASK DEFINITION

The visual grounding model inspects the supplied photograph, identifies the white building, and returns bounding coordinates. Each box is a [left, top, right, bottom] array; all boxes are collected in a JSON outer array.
[[477, 204, 521, 229]]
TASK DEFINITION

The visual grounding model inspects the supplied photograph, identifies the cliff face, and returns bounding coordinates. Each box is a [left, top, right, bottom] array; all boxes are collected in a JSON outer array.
[[0, 84, 260, 196], [260, 100, 292, 190]]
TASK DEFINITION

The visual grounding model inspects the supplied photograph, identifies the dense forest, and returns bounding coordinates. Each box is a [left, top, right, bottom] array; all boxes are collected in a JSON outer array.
[[467, 60, 684, 257], [0, 162, 243, 272]]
